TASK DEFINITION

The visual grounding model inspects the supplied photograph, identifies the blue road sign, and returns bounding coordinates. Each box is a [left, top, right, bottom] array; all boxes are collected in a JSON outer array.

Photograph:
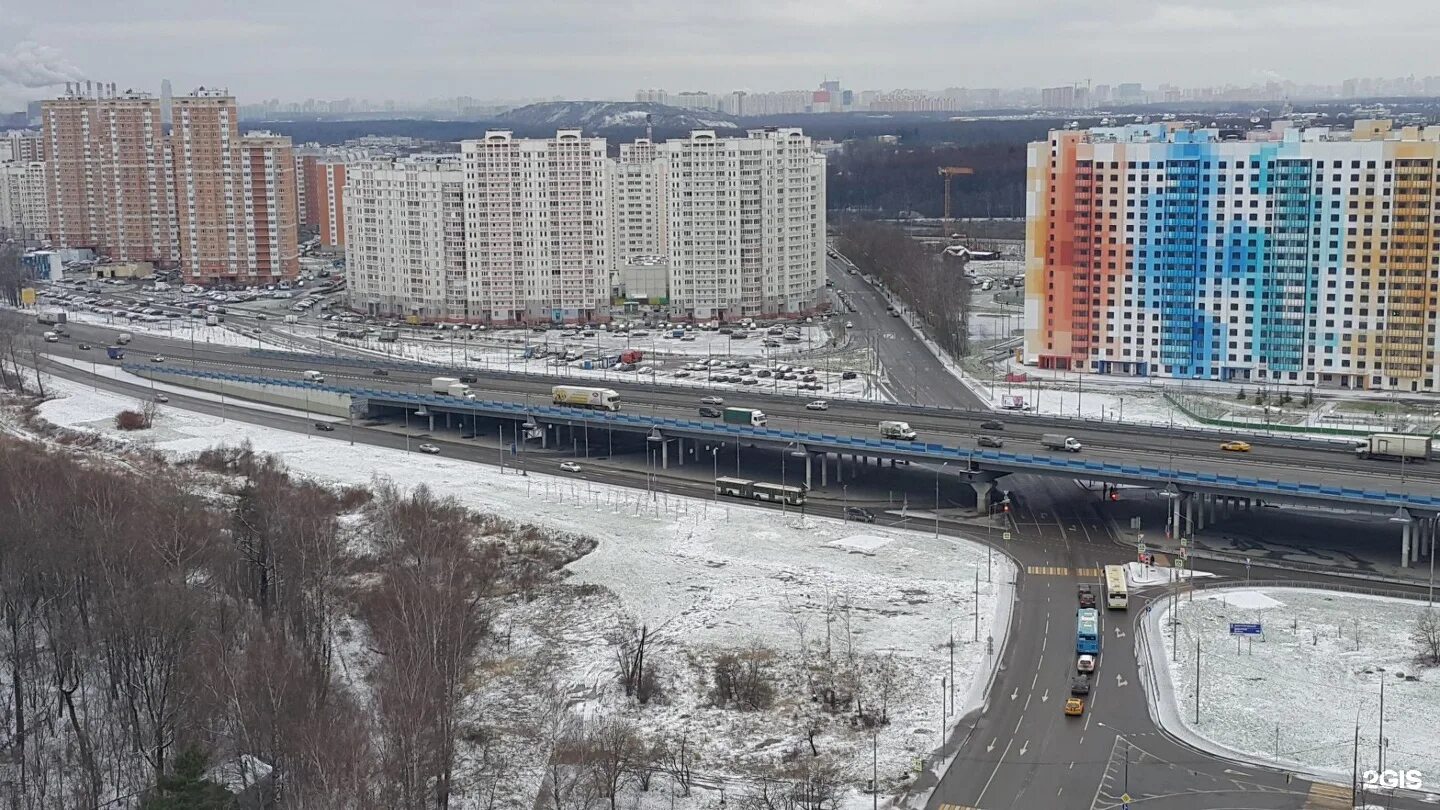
[[1229, 622, 1263, 636]]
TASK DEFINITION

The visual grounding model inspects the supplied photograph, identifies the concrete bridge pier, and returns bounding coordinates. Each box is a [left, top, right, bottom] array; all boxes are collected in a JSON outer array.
[[1401, 518, 1413, 568], [971, 479, 994, 509], [816, 453, 828, 487]]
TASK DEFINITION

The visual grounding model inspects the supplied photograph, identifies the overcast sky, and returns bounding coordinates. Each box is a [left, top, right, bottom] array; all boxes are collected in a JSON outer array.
[[4, 0, 1439, 110]]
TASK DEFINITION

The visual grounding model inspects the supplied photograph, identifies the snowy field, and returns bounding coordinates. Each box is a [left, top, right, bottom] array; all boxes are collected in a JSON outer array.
[[15, 375, 1015, 805], [1149, 587, 1440, 786]]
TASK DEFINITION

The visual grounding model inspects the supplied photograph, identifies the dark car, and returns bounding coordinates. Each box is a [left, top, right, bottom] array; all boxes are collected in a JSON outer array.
[[1078, 584, 1096, 609], [314, 422, 335, 432], [841, 371, 858, 380], [1070, 675, 1091, 696], [977, 435, 1004, 448], [78, 343, 91, 350], [844, 507, 876, 523], [699, 406, 723, 418], [371, 368, 389, 376], [980, 420, 1004, 431], [458, 374, 478, 384]]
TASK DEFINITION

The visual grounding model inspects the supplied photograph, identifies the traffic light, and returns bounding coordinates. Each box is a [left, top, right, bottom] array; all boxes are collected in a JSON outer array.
[[1110, 489, 1120, 502]]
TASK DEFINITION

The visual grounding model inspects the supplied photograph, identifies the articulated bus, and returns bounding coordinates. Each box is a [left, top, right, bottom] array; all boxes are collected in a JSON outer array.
[[714, 478, 807, 506], [1104, 564, 1129, 610], [1076, 608, 1100, 655]]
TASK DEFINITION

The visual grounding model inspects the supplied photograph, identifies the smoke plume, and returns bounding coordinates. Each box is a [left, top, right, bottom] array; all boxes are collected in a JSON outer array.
[[0, 40, 83, 88]]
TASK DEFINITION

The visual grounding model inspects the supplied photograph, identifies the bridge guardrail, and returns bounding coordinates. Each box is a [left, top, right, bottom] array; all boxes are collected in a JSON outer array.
[[129, 363, 1440, 513]]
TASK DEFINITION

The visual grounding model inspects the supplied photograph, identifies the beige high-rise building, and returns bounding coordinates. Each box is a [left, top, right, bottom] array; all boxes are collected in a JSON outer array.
[[461, 130, 611, 323], [40, 84, 297, 285], [345, 156, 466, 319], [239, 133, 300, 280], [42, 87, 175, 264], [170, 89, 298, 283]]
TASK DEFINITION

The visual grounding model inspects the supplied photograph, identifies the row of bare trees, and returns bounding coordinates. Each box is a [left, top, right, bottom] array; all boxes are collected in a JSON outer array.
[[0, 435, 536, 809], [835, 218, 971, 360]]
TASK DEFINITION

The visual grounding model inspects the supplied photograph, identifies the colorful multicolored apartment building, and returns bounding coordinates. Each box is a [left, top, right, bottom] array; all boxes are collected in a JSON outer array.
[[1024, 119, 1440, 392]]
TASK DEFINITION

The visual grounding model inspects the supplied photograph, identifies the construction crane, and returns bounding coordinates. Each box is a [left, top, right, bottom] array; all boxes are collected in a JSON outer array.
[[938, 166, 975, 241]]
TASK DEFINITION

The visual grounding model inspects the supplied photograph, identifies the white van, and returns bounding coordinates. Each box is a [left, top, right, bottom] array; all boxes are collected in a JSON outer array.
[[303, 370, 325, 382]]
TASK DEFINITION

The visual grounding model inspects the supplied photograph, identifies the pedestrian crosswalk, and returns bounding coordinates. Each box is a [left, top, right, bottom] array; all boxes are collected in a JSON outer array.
[[935, 804, 981, 810], [1303, 781, 1352, 808], [1024, 566, 1103, 578]]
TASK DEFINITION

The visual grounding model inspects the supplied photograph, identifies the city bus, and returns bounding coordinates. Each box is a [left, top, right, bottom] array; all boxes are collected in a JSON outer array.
[[1104, 564, 1129, 610], [1076, 608, 1100, 655], [714, 478, 808, 506]]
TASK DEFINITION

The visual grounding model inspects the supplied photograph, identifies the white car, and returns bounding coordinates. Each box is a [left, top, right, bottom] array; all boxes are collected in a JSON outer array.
[[637, 366, 654, 375], [845, 321, 854, 328], [700, 396, 725, 405], [1076, 655, 1096, 673], [153, 393, 169, 403], [417, 443, 441, 454], [150, 355, 165, 362], [560, 461, 582, 473], [806, 400, 829, 411]]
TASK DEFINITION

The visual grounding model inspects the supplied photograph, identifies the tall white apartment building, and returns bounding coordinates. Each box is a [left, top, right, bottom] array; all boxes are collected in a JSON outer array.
[[660, 128, 826, 319], [611, 139, 668, 260], [0, 160, 48, 239], [461, 130, 611, 323], [345, 156, 466, 319]]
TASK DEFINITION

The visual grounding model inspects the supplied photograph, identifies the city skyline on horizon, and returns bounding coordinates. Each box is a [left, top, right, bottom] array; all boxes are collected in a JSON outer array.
[[6, 0, 1440, 112]]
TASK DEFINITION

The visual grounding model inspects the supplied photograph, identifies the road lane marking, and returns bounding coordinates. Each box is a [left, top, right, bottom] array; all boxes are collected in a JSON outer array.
[[986, 738, 996, 753], [1040, 689, 1049, 703], [1018, 740, 1029, 757], [1075, 567, 1102, 577], [1024, 694, 1031, 710], [1014, 716, 1023, 734], [1025, 565, 1070, 576], [974, 738, 1013, 806]]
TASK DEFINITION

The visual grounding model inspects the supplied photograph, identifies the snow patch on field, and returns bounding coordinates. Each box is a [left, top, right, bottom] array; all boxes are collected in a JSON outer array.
[[1146, 586, 1440, 789]]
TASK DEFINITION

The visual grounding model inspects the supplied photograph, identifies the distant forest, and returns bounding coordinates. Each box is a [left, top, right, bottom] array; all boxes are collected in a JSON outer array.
[[253, 114, 1065, 220]]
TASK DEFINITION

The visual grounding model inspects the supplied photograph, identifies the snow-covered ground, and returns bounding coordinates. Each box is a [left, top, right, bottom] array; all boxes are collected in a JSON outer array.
[[1147, 586, 1440, 789], [1124, 561, 1216, 587], [15, 375, 1016, 806]]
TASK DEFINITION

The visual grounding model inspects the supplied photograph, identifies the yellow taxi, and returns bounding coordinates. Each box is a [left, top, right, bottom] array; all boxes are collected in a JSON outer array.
[[1064, 697, 1085, 716], [1220, 440, 1252, 452]]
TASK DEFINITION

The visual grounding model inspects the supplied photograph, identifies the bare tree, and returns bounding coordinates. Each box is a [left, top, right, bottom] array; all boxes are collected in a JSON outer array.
[[659, 729, 697, 797], [610, 619, 659, 704], [585, 717, 641, 810], [873, 653, 899, 726], [1414, 609, 1440, 666], [710, 643, 776, 711]]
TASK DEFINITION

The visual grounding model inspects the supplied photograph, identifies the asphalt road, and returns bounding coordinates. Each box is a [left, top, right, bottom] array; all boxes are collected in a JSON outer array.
[[927, 474, 1436, 810], [827, 256, 985, 409]]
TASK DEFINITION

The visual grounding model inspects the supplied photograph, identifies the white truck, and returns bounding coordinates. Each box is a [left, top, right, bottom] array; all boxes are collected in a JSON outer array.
[[447, 383, 475, 399], [1355, 433, 1431, 462], [205, 315, 220, 326], [431, 376, 461, 394], [283, 314, 299, 324], [879, 420, 917, 441], [1041, 433, 1083, 452], [552, 385, 621, 411], [36, 309, 66, 326], [303, 370, 325, 382]]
